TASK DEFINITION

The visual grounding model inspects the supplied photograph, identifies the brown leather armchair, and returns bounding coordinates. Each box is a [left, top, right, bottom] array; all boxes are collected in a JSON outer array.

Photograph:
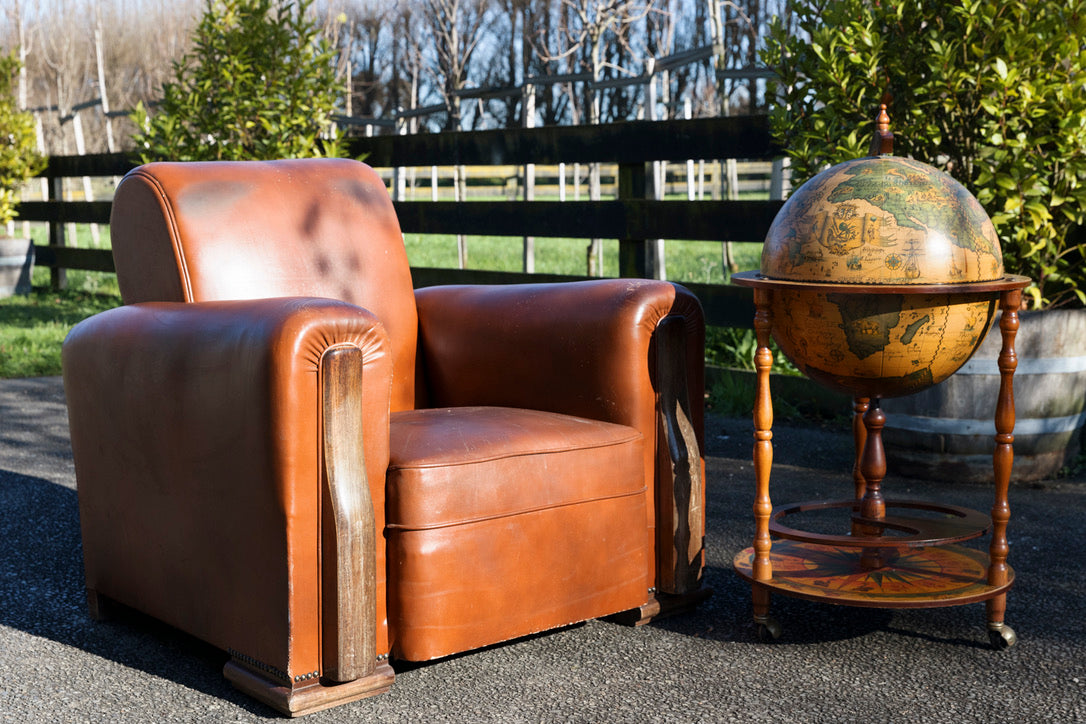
[[63, 158, 706, 716]]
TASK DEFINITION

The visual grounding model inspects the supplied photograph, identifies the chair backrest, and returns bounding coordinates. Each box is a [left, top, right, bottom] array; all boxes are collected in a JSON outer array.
[[110, 158, 418, 410]]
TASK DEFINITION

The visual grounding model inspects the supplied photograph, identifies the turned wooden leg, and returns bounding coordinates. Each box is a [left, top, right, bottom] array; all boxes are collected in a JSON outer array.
[[752, 585, 779, 640], [987, 289, 1020, 649], [851, 397, 869, 499], [858, 399, 888, 570], [851, 397, 869, 536], [751, 289, 779, 638]]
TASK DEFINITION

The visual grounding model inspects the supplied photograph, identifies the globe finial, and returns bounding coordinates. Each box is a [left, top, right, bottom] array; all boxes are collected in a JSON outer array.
[[869, 104, 894, 156]]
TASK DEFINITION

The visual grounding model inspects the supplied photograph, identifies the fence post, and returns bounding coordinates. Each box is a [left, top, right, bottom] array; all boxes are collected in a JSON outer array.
[[618, 162, 651, 279], [522, 85, 536, 274], [647, 75, 666, 281], [587, 162, 601, 275], [70, 112, 101, 247], [392, 115, 407, 202], [47, 168, 66, 291], [721, 158, 740, 273], [770, 157, 791, 200], [684, 99, 697, 203]]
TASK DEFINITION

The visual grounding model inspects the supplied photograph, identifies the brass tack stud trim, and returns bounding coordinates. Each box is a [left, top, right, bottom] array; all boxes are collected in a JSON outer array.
[[227, 648, 290, 685]]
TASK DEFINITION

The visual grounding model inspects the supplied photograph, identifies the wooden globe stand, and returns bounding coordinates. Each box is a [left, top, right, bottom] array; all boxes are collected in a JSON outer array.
[[731, 273, 1030, 649]]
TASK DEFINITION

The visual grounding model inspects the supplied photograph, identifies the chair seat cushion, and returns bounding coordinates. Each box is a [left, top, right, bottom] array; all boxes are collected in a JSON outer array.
[[387, 406, 646, 529], [385, 406, 648, 660]]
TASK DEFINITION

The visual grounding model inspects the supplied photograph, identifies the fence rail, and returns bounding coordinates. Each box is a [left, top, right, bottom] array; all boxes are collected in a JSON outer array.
[[18, 116, 783, 328]]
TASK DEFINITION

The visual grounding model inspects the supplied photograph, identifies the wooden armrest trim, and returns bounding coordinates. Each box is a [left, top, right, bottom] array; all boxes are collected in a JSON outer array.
[[321, 346, 377, 682], [656, 316, 705, 594]]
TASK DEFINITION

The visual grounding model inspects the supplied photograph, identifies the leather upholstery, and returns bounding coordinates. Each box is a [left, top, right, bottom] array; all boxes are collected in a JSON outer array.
[[416, 281, 706, 584], [387, 407, 644, 529], [64, 158, 706, 714], [64, 297, 394, 671], [387, 406, 647, 660], [109, 159, 418, 411]]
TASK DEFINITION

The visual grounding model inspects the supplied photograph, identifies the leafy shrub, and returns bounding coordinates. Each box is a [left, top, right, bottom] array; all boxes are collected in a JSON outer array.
[[0, 52, 45, 227], [764, 0, 1086, 308], [705, 326, 800, 375], [132, 0, 342, 161]]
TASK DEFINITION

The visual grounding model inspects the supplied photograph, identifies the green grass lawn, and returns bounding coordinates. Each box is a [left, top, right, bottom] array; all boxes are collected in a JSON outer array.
[[2, 222, 764, 379], [0, 275, 120, 378], [404, 234, 761, 283]]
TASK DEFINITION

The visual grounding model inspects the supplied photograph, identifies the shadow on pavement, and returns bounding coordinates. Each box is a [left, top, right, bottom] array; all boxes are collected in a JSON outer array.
[[0, 467, 274, 716]]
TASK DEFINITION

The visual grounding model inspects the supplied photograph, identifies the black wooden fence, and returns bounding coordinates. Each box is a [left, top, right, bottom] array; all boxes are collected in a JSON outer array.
[[17, 115, 782, 329]]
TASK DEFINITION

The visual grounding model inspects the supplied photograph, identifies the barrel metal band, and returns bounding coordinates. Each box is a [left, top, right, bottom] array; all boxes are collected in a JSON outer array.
[[957, 355, 1086, 375], [887, 411, 1086, 436]]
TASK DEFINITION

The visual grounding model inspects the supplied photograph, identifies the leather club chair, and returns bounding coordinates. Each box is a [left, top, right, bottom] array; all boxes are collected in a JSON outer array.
[[62, 158, 706, 716]]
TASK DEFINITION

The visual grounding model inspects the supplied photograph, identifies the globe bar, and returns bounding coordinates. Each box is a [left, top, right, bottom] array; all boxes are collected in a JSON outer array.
[[731, 106, 1030, 649]]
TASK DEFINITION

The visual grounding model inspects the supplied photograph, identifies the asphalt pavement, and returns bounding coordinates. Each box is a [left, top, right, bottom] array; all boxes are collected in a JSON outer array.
[[1, 376, 1083, 723]]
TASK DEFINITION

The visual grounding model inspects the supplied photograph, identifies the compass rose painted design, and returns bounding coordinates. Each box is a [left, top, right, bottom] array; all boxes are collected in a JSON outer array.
[[733, 540, 1014, 608]]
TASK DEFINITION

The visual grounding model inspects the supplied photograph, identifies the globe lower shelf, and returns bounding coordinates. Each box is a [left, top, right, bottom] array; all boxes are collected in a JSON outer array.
[[733, 540, 1014, 609], [769, 498, 991, 548]]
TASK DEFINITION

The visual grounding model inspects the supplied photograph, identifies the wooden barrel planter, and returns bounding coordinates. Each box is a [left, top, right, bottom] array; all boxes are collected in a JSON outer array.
[[0, 237, 34, 297], [882, 308, 1086, 483]]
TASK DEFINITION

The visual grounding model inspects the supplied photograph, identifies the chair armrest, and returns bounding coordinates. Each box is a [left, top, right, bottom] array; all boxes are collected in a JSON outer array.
[[63, 296, 392, 684], [415, 279, 705, 595], [416, 278, 702, 429]]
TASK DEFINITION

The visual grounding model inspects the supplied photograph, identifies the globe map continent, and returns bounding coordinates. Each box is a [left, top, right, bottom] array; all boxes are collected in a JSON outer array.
[[769, 288, 998, 398], [762, 156, 1003, 286], [759, 155, 1005, 397]]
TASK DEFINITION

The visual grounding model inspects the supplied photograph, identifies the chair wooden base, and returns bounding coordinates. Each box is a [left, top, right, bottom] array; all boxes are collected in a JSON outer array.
[[224, 659, 395, 718], [87, 588, 395, 717], [606, 587, 712, 627]]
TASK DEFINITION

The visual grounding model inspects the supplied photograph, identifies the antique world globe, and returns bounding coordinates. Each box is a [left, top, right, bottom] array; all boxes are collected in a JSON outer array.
[[745, 130, 1007, 399], [730, 109, 1032, 651]]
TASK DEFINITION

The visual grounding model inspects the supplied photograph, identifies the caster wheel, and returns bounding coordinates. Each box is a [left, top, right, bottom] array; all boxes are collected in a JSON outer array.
[[988, 624, 1017, 650], [756, 616, 782, 642]]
